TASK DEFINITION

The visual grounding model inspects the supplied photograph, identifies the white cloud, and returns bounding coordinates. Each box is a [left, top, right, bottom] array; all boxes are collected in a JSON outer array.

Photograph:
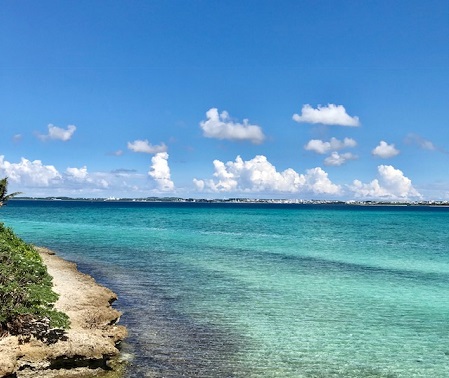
[[404, 133, 438, 151], [372, 141, 400, 158], [193, 178, 205, 191], [350, 165, 420, 199], [293, 104, 360, 126], [38, 124, 76, 141], [324, 152, 358, 166], [302, 167, 342, 194], [127, 140, 167, 154], [0, 156, 113, 195], [148, 152, 175, 191], [0, 155, 62, 186], [13, 134, 22, 142], [305, 137, 357, 154], [65, 166, 110, 189], [194, 155, 340, 195], [200, 108, 265, 144], [98, 179, 109, 188], [66, 166, 89, 181], [0, 156, 169, 197]]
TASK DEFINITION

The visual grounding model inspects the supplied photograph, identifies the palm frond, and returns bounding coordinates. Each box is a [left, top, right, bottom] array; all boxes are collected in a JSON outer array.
[[0, 178, 22, 206]]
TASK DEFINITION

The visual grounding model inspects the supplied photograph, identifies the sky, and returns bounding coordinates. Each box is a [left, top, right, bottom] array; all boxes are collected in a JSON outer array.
[[1, 0, 448, 200]]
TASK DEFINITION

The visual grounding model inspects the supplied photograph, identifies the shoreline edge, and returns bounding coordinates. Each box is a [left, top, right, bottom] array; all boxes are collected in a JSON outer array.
[[0, 247, 128, 378]]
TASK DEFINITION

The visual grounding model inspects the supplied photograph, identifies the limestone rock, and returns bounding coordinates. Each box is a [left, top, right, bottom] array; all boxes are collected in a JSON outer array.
[[0, 247, 127, 378], [0, 336, 18, 377]]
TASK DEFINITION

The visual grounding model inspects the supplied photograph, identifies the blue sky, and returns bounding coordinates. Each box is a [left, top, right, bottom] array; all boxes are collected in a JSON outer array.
[[1, 0, 448, 200]]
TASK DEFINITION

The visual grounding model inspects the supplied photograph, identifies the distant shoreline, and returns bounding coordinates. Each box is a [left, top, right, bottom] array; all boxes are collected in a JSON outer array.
[[10, 197, 449, 207]]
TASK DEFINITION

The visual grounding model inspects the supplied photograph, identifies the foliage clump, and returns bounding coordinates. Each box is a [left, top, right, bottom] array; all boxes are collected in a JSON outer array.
[[0, 223, 69, 341], [0, 177, 22, 207]]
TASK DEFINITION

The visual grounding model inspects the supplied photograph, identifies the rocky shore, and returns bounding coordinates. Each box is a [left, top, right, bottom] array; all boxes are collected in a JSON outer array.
[[0, 248, 127, 378]]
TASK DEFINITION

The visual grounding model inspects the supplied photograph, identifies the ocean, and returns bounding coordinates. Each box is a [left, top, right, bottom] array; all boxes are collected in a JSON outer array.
[[2, 200, 449, 377]]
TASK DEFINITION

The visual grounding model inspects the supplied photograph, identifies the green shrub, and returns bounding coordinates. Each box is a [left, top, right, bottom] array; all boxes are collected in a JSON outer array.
[[0, 223, 69, 335]]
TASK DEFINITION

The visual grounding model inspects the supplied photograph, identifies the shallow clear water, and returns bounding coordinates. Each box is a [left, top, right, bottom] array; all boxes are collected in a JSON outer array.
[[2, 201, 449, 377]]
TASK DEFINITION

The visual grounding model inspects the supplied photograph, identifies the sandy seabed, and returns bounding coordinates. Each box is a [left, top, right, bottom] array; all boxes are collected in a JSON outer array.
[[0, 247, 127, 378]]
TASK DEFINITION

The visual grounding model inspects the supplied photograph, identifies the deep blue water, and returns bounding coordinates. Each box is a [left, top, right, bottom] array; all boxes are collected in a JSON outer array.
[[2, 200, 449, 377]]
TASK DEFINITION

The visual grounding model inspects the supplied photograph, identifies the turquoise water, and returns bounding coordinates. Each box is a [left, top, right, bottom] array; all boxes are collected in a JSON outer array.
[[2, 201, 449, 377]]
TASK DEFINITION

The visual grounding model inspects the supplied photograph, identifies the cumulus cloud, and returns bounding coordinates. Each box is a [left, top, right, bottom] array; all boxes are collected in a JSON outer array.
[[350, 165, 420, 199], [293, 104, 360, 126], [372, 141, 400, 158], [64, 165, 111, 189], [0, 155, 172, 197], [127, 140, 167, 154], [200, 108, 265, 144], [0, 155, 62, 186], [305, 137, 357, 154], [193, 155, 340, 195], [66, 166, 89, 181], [302, 167, 342, 195], [148, 152, 175, 191], [324, 152, 358, 166], [0, 155, 113, 194], [38, 124, 76, 141], [193, 178, 205, 191], [404, 133, 439, 151]]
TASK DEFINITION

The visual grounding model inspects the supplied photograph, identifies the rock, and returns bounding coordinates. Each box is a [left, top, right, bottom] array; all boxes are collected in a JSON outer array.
[[0, 336, 18, 377], [0, 247, 128, 378]]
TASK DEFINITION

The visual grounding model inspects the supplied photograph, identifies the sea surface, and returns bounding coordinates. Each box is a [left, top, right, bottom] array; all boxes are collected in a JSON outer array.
[[2, 200, 449, 377]]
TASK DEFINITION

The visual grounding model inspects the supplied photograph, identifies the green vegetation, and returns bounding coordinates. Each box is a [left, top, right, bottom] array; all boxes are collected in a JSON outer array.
[[0, 222, 69, 338], [1, 176, 68, 341], [0, 177, 22, 207]]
